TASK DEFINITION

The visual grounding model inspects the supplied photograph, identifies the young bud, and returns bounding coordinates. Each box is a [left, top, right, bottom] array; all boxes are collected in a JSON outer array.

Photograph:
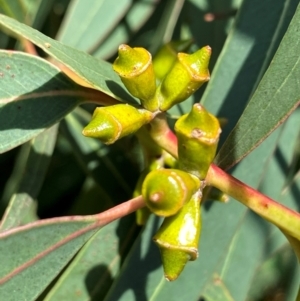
[[157, 46, 211, 111], [113, 44, 158, 111], [153, 193, 202, 281], [175, 103, 221, 179], [142, 169, 200, 217], [153, 40, 193, 82], [82, 104, 153, 144]]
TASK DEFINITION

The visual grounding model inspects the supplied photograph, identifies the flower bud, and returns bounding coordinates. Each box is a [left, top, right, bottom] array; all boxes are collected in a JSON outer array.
[[157, 46, 211, 111], [142, 169, 200, 217], [82, 104, 153, 144], [175, 103, 221, 179], [153, 40, 193, 82], [113, 44, 158, 111], [153, 193, 201, 281]]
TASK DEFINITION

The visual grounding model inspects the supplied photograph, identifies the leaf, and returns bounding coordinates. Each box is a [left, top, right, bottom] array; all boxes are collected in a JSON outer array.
[[90, 0, 159, 60], [0, 0, 26, 22], [103, 215, 163, 301], [56, 0, 132, 52], [146, 0, 185, 54], [0, 216, 103, 301], [280, 172, 300, 257], [258, 107, 300, 203], [246, 246, 298, 301], [0, 50, 84, 153], [57, 0, 158, 60], [0, 124, 58, 231], [61, 109, 134, 200], [21, 0, 55, 30], [0, 196, 144, 301], [202, 274, 235, 301], [214, 2, 300, 169], [43, 215, 137, 301], [247, 172, 300, 301], [0, 13, 135, 102]]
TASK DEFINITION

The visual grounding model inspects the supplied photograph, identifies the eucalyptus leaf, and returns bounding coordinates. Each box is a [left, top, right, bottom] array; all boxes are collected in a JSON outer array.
[[0, 13, 135, 102], [0, 51, 82, 153], [0, 216, 103, 301], [215, 3, 300, 169], [56, 0, 132, 52], [0, 0, 26, 22], [44, 216, 137, 301], [0, 125, 58, 231]]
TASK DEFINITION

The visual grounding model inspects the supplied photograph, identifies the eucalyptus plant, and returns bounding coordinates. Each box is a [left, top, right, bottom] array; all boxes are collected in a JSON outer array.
[[0, 1, 299, 301]]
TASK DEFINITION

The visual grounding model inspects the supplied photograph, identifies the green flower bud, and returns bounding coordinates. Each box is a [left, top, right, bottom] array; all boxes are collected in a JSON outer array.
[[153, 40, 193, 82], [142, 169, 200, 217], [153, 193, 201, 281], [157, 46, 211, 111], [175, 103, 221, 179], [82, 104, 153, 144], [113, 44, 158, 111]]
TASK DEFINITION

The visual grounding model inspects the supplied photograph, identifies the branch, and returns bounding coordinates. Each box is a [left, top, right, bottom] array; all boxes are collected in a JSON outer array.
[[206, 164, 300, 240], [0, 196, 145, 238], [147, 116, 300, 240]]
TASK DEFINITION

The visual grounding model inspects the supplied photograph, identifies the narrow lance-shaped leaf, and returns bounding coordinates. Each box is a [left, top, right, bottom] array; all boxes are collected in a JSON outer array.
[[215, 4, 300, 170], [0, 13, 135, 102], [0, 197, 144, 301], [0, 51, 89, 153], [0, 125, 58, 231], [43, 216, 137, 301], [0, 1, 26, 22], [0, 217, 102, 301], [55, 0, 131, 53]]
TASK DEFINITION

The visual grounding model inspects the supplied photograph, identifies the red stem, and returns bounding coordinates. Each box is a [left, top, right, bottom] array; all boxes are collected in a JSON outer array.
[[206, 164, 300, 240], [0, 196, 145, 237], [22, 39, 38, 56]]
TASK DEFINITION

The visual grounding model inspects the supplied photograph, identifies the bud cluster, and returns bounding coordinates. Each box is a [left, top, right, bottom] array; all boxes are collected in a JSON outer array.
[[82, 42, 221, 281]]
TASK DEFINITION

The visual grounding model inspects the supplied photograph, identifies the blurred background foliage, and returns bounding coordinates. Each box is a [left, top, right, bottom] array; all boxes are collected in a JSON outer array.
[[0, 0, 299, 300]]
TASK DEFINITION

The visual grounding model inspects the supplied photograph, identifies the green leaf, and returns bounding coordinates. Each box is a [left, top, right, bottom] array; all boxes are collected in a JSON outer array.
[[201, 274, 235, 301], [0, 50, 82, 153], [214, 3, 300, 169], [61, 109, 134, 200], [0, 0, 52, 32], [246, 246, 298, 301], [0, 125, 58, 231], [21, 0, 53, 29], [0, 0, 26, 22], [247, 172, 300, 301], [44, 215, 137, 301], [103, 215, 163, 301], [56, 0, 132, 52], [90, 0, 158, 59], [258, 107, 300, 203], [147, 0, 185, 54], [0, 216, 104, 301], [57, 0, 158, 60], [0, 13, 135, 102]]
